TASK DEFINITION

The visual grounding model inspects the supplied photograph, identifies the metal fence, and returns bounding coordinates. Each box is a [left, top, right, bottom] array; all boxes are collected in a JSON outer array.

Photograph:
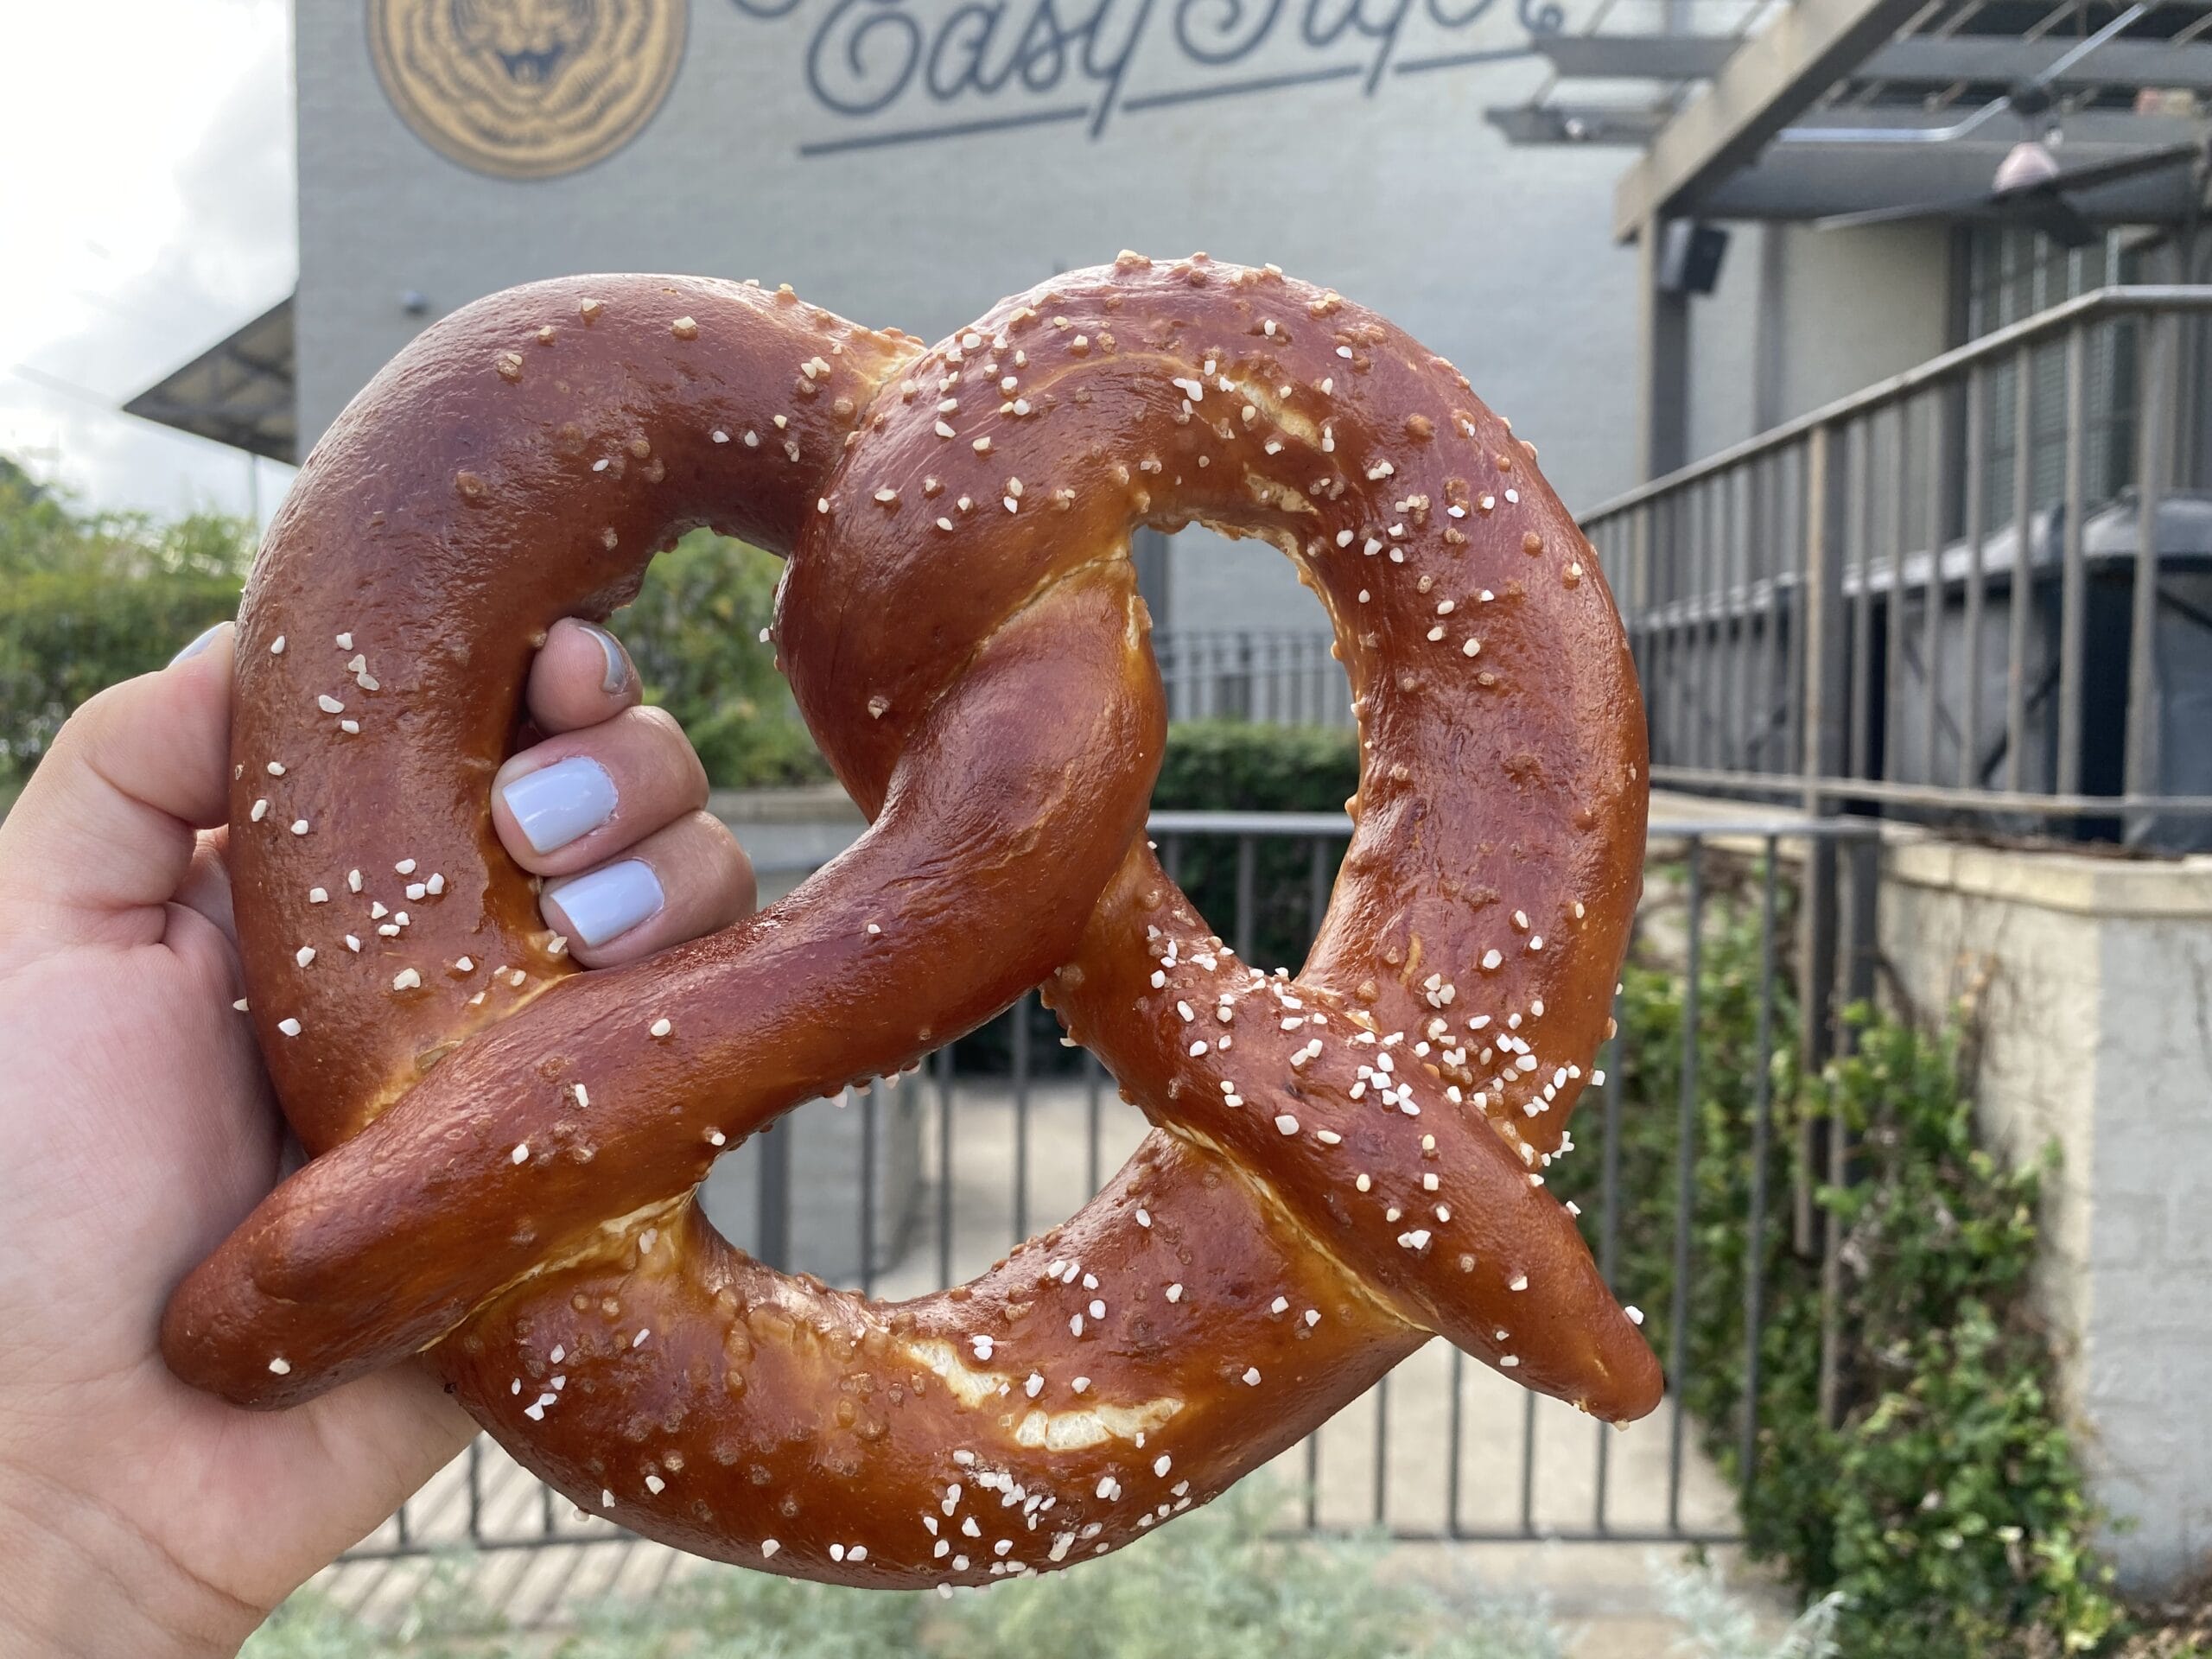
[[334, 811, 1881, 1593], [1153, 630, 1351, 727], [1581, 285, 2212, 848]]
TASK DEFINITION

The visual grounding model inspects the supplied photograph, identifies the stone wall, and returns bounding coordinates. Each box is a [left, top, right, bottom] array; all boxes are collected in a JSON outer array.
[[1878, 839, 2212, 1592]]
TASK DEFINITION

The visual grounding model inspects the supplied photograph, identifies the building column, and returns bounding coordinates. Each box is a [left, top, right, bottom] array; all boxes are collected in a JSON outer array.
[[1637, 217, 1692, 482]]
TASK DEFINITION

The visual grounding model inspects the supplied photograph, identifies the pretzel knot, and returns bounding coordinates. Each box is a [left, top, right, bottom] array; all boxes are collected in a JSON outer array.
[[163, 253, 1660, 1586]]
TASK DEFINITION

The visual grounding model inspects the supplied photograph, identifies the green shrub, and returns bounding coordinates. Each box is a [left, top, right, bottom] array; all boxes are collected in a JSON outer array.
[[1152, 720, 1359, 814], [0, 461, 255, 779], [1552, 855, 2120, 1657], [605, 529, 828, 791]]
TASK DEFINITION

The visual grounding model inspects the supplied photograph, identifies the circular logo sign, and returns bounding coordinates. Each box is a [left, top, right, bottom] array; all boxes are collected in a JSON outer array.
[[369, 0, 686, 181]]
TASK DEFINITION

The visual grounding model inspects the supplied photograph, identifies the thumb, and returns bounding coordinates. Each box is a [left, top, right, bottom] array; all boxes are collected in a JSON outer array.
[[0, 622, 235, 950]]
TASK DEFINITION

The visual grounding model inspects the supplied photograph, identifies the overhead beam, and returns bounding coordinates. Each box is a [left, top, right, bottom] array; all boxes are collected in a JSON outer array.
[[1859, 35, 2212, 92], [1536, 35, 1738, 79], [1611, 0, 1929, 241], [1485, 103, 1673, 145], [1700, 137, 2202, 219]]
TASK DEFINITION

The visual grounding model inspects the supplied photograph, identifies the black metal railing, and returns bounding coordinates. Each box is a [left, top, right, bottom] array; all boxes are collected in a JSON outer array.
[[334, 810, 1880, 1587], [1153, 631, 1351, 727], [1581, 285, 2212, 849]]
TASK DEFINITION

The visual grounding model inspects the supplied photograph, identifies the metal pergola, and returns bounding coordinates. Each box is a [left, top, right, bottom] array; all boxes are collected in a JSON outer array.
[[1498, 0, 2210, 228], [124, 295, 297, 465]]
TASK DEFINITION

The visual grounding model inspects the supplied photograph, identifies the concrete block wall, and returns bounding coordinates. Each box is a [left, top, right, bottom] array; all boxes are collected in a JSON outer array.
[[1878, 841, 2212, 1592]]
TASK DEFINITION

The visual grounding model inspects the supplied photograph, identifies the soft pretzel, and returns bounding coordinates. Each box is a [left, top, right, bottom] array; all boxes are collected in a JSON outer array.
[[163, 253, 1659, 1586]]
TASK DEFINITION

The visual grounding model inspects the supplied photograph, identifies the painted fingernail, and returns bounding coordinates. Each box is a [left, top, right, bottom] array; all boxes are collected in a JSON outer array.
[[170, 623, 226, 665], [501, 756, 618, 855], [579, 622, 632, 696], [545, 859, 664, 947]]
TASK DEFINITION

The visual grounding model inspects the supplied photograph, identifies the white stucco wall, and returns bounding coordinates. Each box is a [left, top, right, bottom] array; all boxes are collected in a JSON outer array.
[[1677, 220, 1954, 466], [295, 2, 1653, 639]]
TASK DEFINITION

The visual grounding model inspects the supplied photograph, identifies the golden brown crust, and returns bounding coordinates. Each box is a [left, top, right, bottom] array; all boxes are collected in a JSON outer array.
[[162, 254, 1657, 1588]]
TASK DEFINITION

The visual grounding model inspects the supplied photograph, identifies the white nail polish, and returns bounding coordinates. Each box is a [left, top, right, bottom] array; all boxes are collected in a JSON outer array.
[[580, 623, 630, 696], [546, 860, 664, 948], [501, 756, 618, 854], [169, 623, 225, 665]]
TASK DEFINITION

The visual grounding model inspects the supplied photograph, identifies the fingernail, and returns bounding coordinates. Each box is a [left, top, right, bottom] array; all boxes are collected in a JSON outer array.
[[170, 623, 226, 665], [580, 623, 632, 696], [545, 859, 664, 947], [501, 756, 619, 854]]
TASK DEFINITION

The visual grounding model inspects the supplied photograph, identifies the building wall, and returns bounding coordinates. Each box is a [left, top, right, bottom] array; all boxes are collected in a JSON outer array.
[[295, 1, 1653, 642], [1679, 221, 1953, 465]]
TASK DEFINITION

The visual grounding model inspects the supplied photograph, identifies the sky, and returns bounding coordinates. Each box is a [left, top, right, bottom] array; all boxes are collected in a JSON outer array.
[[2, 0, 297, 524]]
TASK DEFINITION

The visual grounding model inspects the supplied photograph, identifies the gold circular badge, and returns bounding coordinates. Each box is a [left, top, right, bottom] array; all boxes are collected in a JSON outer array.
[[369, 0, 686, 181]]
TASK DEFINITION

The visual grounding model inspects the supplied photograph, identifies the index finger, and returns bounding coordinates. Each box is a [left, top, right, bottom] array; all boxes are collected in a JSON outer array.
[[524, 619, 642, 735]]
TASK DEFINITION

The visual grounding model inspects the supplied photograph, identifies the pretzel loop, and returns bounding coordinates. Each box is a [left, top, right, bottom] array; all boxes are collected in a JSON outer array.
[[163, 255, 1660, 1586]]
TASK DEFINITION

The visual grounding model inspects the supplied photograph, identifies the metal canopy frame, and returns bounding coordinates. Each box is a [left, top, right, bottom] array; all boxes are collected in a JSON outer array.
[[1491, 0, 2212, 239], [123, 295, 296, 465]]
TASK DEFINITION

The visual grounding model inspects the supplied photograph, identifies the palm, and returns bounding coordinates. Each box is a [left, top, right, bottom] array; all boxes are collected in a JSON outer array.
[[0, 620, 746, 1653], [0, 856, 470, 1621]]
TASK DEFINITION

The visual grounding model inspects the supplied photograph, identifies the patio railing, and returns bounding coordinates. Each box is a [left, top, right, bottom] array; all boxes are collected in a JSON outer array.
[[1581, 285, 2212, 848]]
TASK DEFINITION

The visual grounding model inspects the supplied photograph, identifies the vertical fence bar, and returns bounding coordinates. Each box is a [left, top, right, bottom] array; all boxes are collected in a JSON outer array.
[[1818, 833, 1881, 1429], [1921, 386, 1946, 785], [1733, 466, 1754, 771], [936, 1045, 955, 1287], [1631, 503, 1653, 762], [1961, 365, 1989, 788], [467, 1437, 483, 1543], [1592, 984, 1625, 1535], [1304, 1427, 1321, 1531], [1782, 442, 1809, 777], [859, 1088, 878, 1295], [2056, 324, 2088, 798], [1446, 1347, 1465, 1537], [2126, 308, 2175, 839], [1796, 423, 1847, 1252], [1719, 470, 1741, 770], [1085, 1051, 1103, 1198], [1666, 842, 1704, 1535], [1235, 835, 1257, 964], [1519, 1390, 1539, 1536], [1012, 994, 1032, 1244], [1848, 420, 1877, 784], [1308, 836, 1332, 956], [757, 1117, 791, 1271], [2005, 343, 2035, 791], [1738, 838, 1782, 1514], [1371, 1374, 1389, 1527], [1884, 404, 1909, 783], [1694, 481, 1716, 771]]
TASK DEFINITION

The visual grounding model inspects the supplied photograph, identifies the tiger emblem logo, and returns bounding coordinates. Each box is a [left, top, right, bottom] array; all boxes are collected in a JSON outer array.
[[369, 0, 687, 180]]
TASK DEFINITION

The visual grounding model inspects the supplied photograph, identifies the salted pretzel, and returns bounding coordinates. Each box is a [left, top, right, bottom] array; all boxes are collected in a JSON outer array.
[[162, 253, 1659, 1586]]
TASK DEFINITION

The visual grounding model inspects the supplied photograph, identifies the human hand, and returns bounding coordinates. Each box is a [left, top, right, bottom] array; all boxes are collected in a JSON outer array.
[[0, 619, 753, 1656]]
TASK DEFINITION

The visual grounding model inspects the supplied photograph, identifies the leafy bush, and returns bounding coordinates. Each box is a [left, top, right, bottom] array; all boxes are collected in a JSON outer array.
[[1152, 720, 1359, 815], [1551, 855, 2120, 1657], [0, 461, 826, 791], [0, 458, 254, 779], [604, 529, 827, 791]]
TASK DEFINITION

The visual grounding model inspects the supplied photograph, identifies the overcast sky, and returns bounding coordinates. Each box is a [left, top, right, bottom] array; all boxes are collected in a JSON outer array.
[[3, 0, 296, 524]]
